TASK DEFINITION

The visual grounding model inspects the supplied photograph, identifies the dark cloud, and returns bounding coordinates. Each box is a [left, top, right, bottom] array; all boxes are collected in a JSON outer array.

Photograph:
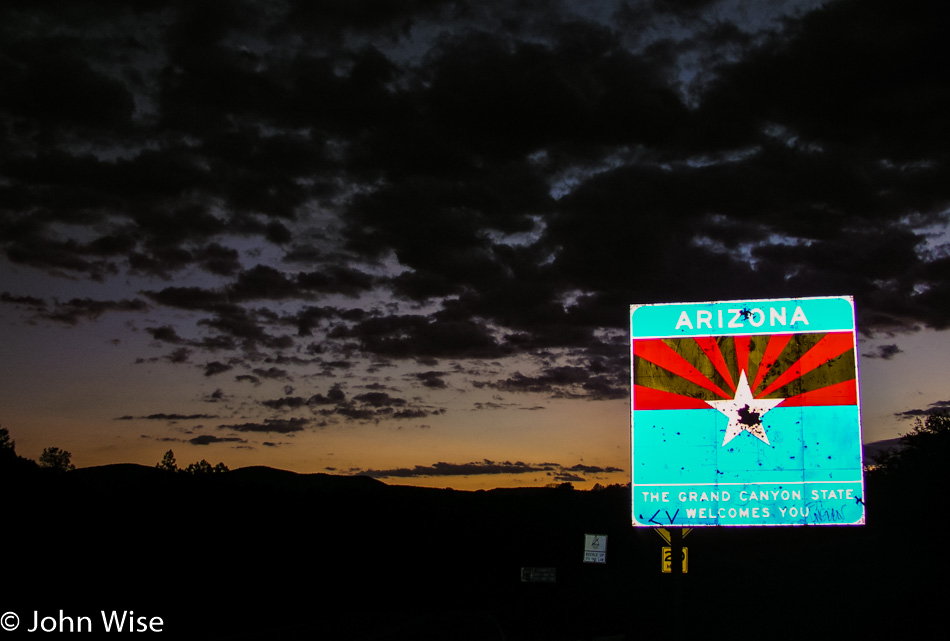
[[261, 396, 308, 410], [4, 0, 950, 464], [553, 472, 586, 483], [862, 344, 903, 360], [331, 313, 509, 359], [204, 389, 225, 402], [197, 306, 294, 351], [164, 347, 191, 364], [1, 292, 46, 309], [322, 396, 445, 423], [116, 413, 217, 421], [251, 367, 291, 381], [564, 464, 624, 474], [218, 418, 311, 433], [138, 342, 229, 365], [694, 0, 950, 159], [7, 1, 947, 342], [289, 383, 444, 422], [475, 365, 627, 400], [894, 408, 932, 418], [352, 392, 406, 408], [895, 399, 950, 419], [36, 298, 148, 325], [412, 371, 449, 389], [230, 265, 302, 301], [295, 267, 376, 297], [0, 33, 135, 130], [652, 0, 720, 15], [146, 325, 184, 344], [143, 287, 227, 312], [189, 434, 246, 446], [359, 458, 624, 479], [392, 409, 431, 420], [195, 243, 242, 276], [361, 459, 555, 479], [204, 361, 233, 377]]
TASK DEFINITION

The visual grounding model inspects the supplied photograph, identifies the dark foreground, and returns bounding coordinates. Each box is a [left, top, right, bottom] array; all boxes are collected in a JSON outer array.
[[4, 465, 943, 639]]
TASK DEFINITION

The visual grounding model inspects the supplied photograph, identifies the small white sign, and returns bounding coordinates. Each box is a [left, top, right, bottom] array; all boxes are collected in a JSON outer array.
[[583, 534, 607, 564], [521, 567, 556, 582]]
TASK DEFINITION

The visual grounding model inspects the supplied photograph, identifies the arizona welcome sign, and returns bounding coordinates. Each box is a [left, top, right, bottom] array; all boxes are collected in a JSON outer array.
[[630, 296, 865, 527]]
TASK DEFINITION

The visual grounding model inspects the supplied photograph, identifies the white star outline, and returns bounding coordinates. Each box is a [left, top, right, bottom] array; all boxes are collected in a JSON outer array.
[[706, 370, 784, 447]]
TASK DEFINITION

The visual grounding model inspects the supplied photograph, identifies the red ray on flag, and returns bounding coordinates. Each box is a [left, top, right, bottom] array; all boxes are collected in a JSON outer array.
[[633, 332, 857, 411], [751, 334, 792, 394], [779, 379, 858, 407], [756, 332, 854, 398], [693, 337, 737, 393], [633, 340, 733, 400]]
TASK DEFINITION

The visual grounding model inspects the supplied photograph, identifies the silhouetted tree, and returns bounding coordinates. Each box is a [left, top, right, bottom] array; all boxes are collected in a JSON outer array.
[[0, 426, 13, 452], [874, 412, 950, 485], [0, 426, 39, 475], [156, 449, 178, 472], [39, 447, 75, 472], [182, 459, 229, 474], [0, 426, 17, 468]]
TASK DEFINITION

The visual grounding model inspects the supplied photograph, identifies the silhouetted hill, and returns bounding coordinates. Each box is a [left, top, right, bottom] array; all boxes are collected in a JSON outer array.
[[69, 462, 169, 484], [863, 437, 903, 462], [224, 464, 387, 491], [5, 462, 945, 640]]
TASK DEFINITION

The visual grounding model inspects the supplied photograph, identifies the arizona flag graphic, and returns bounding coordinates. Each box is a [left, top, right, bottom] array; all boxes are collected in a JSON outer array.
[[630, 297, 866, 527]]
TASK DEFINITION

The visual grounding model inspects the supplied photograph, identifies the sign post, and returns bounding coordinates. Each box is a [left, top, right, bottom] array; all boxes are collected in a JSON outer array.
[[630, 296, 866, 528]]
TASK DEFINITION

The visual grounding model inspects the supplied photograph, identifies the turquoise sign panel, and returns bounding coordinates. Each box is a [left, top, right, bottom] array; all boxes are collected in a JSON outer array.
[[630, 296, 865, 527]]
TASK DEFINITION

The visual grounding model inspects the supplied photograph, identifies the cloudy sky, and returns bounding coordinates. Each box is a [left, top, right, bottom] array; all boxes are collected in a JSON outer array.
[[2, 0, 949, 489]]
